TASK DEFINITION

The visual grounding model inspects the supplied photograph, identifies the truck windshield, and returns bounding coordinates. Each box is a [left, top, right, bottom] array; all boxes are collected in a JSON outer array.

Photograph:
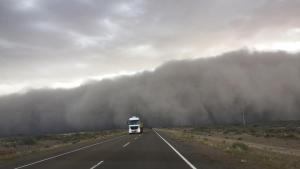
[[128, 120, 139, 125]]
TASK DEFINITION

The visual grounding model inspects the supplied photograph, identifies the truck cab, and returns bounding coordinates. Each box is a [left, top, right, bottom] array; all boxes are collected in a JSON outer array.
[[127, 116, 143, 134]]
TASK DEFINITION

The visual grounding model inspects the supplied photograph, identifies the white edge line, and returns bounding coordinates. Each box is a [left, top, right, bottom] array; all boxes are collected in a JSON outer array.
[[90, 160, 104, 169], [153, 129, 197, 169], [122, 142, 130, 147], [14, 135, 126, 169]]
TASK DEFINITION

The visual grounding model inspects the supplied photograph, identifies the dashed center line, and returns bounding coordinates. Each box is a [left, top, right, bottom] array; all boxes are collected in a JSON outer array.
[[90, 160, 104, 169], [14, 135, 125, 169], [123, 142, 130, 147]]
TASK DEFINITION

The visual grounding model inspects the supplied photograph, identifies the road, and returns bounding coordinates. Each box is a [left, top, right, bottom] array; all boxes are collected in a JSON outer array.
[[1, 129, 203, 169]]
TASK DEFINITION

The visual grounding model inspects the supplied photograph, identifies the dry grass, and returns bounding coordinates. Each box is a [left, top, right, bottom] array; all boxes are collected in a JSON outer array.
[[0, 130, 126, 161], [160, 126, 300, 169]]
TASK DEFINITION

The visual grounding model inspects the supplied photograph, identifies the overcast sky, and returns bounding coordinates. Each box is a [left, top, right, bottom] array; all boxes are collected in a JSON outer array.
[[1, 0, 300, 95]]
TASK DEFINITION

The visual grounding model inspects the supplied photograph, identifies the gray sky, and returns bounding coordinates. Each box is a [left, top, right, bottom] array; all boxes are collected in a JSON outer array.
[[1, 0, 300, 95]]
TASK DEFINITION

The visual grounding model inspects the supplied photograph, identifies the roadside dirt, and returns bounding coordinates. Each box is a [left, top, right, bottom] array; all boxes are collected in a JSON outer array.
[[193, 133, 300, 156], [160, 128, 300, 169]]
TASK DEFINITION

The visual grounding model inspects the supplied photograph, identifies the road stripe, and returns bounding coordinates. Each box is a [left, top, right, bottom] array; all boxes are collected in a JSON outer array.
[[153, 129, 197, 169], [122, 142, 130, 147], [14, 135, 126, 169], [90, 161, 104, 169]]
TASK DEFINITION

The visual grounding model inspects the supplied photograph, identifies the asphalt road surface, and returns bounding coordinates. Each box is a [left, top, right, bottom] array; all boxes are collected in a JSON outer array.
[[2, 129, 203, 169]]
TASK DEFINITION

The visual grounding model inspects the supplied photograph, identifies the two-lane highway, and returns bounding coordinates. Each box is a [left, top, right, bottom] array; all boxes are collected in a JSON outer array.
[[100, 129, 196, 169], [2, 129, 198, 169]]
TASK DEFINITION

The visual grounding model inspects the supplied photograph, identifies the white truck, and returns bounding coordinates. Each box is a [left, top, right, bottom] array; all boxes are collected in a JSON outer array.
[[127, 116, 143, 134]]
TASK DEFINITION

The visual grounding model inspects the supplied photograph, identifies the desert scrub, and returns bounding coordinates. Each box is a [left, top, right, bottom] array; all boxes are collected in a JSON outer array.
[[227, 142, 248, 153], [16, 137, 38, 145], [1, 137, 37, 148], [0, 129, 126, 161]]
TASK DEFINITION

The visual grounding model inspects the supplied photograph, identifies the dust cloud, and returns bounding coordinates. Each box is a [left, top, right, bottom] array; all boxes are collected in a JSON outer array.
[[1, 50, 300, 136]]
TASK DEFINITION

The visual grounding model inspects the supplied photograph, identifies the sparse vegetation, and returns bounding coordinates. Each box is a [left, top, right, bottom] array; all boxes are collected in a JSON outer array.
[[228, 142, 248, 153], [190, 120, 300, 140], [0, 130, 126, 161], [159, 120, 300, 169]]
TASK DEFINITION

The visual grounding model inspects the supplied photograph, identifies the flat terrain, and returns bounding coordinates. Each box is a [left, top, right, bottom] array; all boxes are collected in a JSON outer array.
[[0, 129, 252, 169], [161, 121, 300, 169], [0, 129, 198, 169], [0, 123, 298, 169], [0, 130, 126, 162]]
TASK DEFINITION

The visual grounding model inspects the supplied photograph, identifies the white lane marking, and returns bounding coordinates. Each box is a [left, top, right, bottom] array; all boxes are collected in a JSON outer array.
[[123, 142, 130, 147], [134, 137, 138, 140], [153, 129, 197, 169], [14, 135, 126, 169], [90, 161, 104, 169]]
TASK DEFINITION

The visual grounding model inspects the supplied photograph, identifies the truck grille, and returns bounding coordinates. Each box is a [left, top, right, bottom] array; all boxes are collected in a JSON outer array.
[[130, 126, 138, 130]]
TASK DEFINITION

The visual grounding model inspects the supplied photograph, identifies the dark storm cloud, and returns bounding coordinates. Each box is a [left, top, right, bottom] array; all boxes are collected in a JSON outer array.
[[0, 51, 300, 136]]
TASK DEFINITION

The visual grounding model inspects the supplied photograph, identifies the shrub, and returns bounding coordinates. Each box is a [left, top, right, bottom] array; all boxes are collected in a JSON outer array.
[[230, 142, 248, 152], [17, 138, 37, 145]]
